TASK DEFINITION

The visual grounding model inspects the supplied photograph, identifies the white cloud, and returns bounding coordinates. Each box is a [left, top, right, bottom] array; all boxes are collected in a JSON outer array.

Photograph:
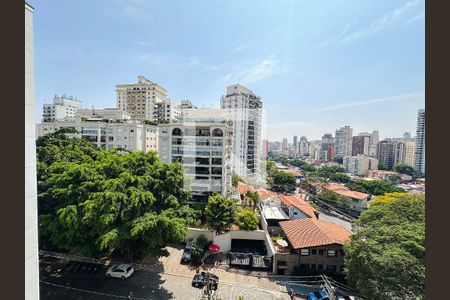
[[340, 0, 420, 43], [404, 11, 425, 25], [116, 0, 154, 23], [305, 91, 424, 114], [215, 56, 278, 86]]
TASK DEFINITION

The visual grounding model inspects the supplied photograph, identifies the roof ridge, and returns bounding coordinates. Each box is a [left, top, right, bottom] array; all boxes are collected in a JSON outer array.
[[314, 219, 337, 245]]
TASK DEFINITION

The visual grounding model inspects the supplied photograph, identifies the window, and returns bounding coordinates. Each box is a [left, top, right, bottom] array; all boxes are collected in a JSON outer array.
[[300, 249, 310, 256], [311, 249, 317, 255], [327, 250, 337, 257], [317, 264, 323, 270], [319, 249, 324, 255]]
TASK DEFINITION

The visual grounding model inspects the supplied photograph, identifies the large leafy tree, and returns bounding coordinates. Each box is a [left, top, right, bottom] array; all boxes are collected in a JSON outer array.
[[272, 171, 296, 194], [393, 163, 416, 177], [344, 193, 425, 299], [37, 130, 196, 259], [205, 194, 238, 233], [346, 179, 404, 196]]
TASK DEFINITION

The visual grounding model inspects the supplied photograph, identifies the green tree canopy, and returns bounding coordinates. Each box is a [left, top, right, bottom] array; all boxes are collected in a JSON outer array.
[[232, 173, 244, 188], [317, 189, 354, 211], [333, 156, 344, 164], [235, 209, 259, 231], [37, 130, 196, 259], [272, 171, 297, 194], [191, 234, 209, 262], [344, 193, 425, 299], [205, 194, 238, 233], [329, 173, 352, 184], [346, 179, 404, 196], [393, 164, 416, 177]]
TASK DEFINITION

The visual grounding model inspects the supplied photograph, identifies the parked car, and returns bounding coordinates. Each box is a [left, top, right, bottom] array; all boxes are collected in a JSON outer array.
[[191, 272, 219, 290], [181, 241, 193, 263], [106, 264, 134, 280], [308, 290, 330, 300]]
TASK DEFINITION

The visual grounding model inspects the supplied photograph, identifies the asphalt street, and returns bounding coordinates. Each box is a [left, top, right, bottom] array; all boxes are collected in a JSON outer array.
[[39, 258, 291, 300]]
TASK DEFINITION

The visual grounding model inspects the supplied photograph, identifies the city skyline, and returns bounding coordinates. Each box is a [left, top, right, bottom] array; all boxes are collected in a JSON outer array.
[[31, 0, 424, 141]]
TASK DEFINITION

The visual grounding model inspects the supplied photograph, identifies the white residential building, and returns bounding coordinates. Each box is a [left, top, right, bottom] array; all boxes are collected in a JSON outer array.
[[42, 94, 82, 122], [157, 109, 233, 200], [369, 130, 379, 157], [220, 84, 262, 180], [343, 154, 379, 176], [116, 76, 180, 122], [415, 108, 425, 176], [76, 108, 131, 120], [298, 136, 309, 156], [25, 3, 40, 299], [36, 117, 158, 152], [335, 126, 353, 158]]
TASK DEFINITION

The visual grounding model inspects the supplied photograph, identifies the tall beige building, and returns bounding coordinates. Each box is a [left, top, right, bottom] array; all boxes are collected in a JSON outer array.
[[402, 141, 416, 167], [116, 76, 180, 122], [25, 2, 40, 299]]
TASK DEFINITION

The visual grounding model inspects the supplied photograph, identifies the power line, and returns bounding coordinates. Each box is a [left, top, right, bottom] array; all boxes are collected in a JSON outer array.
[[40, 280, 148, 299]]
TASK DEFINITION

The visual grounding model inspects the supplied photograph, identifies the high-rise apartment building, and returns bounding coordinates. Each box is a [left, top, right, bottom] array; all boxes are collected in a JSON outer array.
[[320, 134, 334, 161], [377, 140, 399, 169], [221, 84, 262, 179], [298, 136, 309, 156], [403, 141, 416, 167], [293, 136, 298, 148], [369, 130, 379, 157], [116, 76, 180, 122], [343, 154, 379, 176], [415, 108, 425, 176], [42, 94, 82, 122], [25, 3, 39, 299], [157, 109, 233, 200], [352, 134, 371, 156], [282, 138, 288, 153], [335, 126, 353, 158]]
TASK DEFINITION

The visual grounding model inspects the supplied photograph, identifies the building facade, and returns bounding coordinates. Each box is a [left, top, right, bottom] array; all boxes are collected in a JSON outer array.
[[25, 3, 40, 299], [352, 134, 370, 156], [298, 136, 309, 156], [343, 154, 379, 176], [36, 118, 158, 152], [320, 134, 334, 161], [116, 76, 180, 122], [157, 109, 233, 200], [334, 126, 353, 158], [221, 84, 262, 180], [415, 108, 425, 176], [42, 94, 82, 122], [76, 108, 131, 120], [369, 130, 379, 157]]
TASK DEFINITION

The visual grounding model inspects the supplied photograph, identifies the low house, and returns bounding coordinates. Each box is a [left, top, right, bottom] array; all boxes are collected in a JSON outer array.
[[280, 168, 304, 182], [324, 183, 369, 212], [368, 170, 413, 182], [274, 218, 351, 275], [278, 194, 318, 219]]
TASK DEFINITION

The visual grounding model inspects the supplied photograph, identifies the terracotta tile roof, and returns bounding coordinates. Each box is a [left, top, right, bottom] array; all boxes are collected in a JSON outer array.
[[279, 218, 351, 249], [278, 194, 318, 219], [281, 169, 303, 177], [238, 181, 255, 195], [325, 183, 369, 200], [256, 188, 277, 200]]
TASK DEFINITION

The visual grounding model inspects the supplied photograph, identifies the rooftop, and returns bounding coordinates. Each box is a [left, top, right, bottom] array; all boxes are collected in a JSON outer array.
[[238, 181, 255, 196], [279, 218, 351, 249], [325, 183, 369, 200], [263, 206, 289, 220], [278, 194, 318, 219], [281, 169, 303, 177], [256, 188, 277, 200]]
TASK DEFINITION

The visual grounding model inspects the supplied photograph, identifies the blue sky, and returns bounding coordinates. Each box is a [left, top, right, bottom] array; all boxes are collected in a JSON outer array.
[[30, 0, 424, 141]]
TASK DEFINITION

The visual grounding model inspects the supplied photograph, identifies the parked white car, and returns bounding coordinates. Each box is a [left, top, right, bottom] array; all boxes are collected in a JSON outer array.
[[106, 264, 134, 279]]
